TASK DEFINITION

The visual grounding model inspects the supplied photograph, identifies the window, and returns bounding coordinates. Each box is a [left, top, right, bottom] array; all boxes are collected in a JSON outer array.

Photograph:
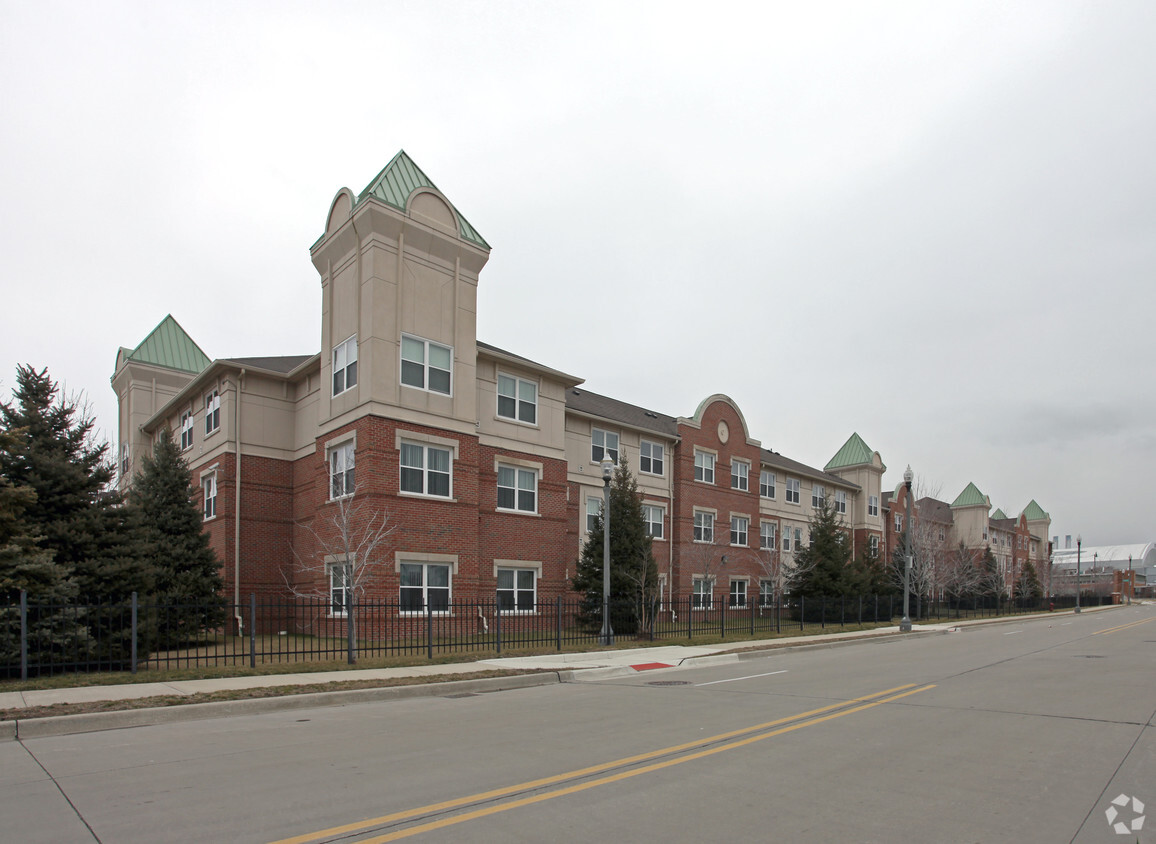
[[729, 580, 748, 608], [587, 496, 602, 533], [401, 334, 451, 395], [694, 450, 715, 484], [760, 521, 777, 551], [868, 495, 879, 517], [760, 470, 776, 499], [591, 428, 619, 463], [812, 484, 826, 508], [692, 578, 713, 609], [835, 490, 847, 514], [120, 444, 129, 478], [795, 527, 803, 548], [332, 335, 358, 396], [940, 529, 946, 542], [399, 562, 450, 613], [782, 526, 792, 552], [497, 374, 537, 424], [643, 504, 664, 539], [180, 412, 194, 451], [205, 390, 220, 435], [785, 478, 801, 504], [731, 460, 749, 491], [202, 474, 217, 520], [869, 535, 880, 554], [895, 514, 903, 532], [759, 580, 774, 607], [497, 568, 536, 612], [329, 563, 351, 616], [730, 516, 748, 547], [400, 442, 451, 497], [497, 464, 537, 513], [639, 440, 664, 475], [694, 511, 714, 543], [329, 441, 355, 499]]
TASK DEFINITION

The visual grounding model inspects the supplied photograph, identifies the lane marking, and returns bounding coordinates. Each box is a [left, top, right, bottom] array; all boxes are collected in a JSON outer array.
[[355, 684, 938, 843], [696, 670, 788, 686], [1093, 617, 1156, 637], [269, 683, 920, 844], [1003, 631, 1022, 635]]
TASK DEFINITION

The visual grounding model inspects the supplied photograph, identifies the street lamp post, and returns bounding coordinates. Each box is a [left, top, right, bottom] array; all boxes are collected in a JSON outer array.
[[1074, 534, 1082, 613], [599, 454, 615, 646], [901, 465, 913, 633], [1127, 555, 1133, 605]]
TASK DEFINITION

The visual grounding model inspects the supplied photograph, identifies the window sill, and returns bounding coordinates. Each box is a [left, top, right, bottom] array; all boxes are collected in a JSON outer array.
[[327, 495, 355, 503], [495, 415, 539, 429], [399, 491, 457, 503], [399, 611, 452, 617], [205, 429, 220, 439], [496, 508, 541, 517]]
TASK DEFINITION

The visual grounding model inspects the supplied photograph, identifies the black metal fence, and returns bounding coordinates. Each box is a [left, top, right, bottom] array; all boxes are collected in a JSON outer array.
[[0, 590, 1116, 679]]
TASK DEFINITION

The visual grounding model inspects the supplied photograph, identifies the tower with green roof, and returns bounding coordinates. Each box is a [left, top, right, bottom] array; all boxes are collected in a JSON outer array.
[[950, 482, 992, 549], [824, 433, 886, 555]]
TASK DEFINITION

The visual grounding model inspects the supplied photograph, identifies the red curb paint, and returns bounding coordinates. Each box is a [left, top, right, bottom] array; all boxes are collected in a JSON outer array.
[[631, 662, 674, 671]]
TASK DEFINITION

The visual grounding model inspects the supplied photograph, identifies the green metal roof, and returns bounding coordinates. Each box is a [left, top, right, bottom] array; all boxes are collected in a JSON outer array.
[[825, 432, 875, 470], [356, 150, 489, 249], [950, 482, 989, 509], [1022, 499, 1049, 521], [128, 315, 210, 374], [991, 508, 1007, 520]]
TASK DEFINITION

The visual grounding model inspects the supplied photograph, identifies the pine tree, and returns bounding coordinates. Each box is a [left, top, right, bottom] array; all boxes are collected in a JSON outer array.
[[1016, 559, 1043, 605], [131, 428, 225, 647], [571, 459, 659, 635], [789, 496, 858, 598]]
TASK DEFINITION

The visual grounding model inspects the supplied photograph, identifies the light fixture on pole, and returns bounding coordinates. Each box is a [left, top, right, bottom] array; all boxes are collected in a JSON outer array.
[[900, 465, 913, 633], [599, 454, 615, 646], [1127, 555, 1133, 605], [1074, 534, 1082, 613]]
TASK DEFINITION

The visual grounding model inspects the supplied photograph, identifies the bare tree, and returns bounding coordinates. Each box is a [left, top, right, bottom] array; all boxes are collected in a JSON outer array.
[[678, 537, 731, 612]]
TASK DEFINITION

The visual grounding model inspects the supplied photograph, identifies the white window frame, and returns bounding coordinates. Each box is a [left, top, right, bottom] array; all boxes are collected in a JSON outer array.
[[329, 560, 352, 617], [639, 440, 664, 476], [869, 535, 880, 554], [693, 510, 715, 543], [399, 561, 451, 614], [812, 484, 826, 508], [180, 411, 194, 451], [729, 579, 748, 609], [332, 334, 358, 397], [694, 449, 716, 484], [895, 514, 903, 532], [591, 428, 619, 463], [785, 477, 801, 504], [835, 490, 847, 514], [400, 334, 452, 396], [731, 460, 750, 491], [120, 443, 129, 478], [692, 577, 713, 610], [782, 525, 792, 552], [760, 470, 776, 499], [497, 566, 537, 613], [730, 515, 749, 547], [759, 579, 774, 607], [586, 496, 603, 534], [795, 527, 803, 549], [497, 373, 537, 425], [204, 389, 220, 435], [202, 473, 217, 521], [497, 463, 538, 514], [643, 504, 664, 539], [329, 440, 355, 500], [868, 495, 879, 517], [760, 521, 777, 551], [399, 441, 452, 498]]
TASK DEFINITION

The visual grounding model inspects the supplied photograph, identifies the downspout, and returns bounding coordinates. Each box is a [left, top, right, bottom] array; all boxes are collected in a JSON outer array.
[[233, 369, 246, 634]]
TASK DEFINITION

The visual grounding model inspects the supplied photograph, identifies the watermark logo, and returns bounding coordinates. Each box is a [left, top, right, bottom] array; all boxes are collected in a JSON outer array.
[[1105, 793, 1145, 836]]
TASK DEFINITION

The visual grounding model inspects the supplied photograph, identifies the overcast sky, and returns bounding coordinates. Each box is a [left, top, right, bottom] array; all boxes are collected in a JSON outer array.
[[2, 1, 1153, 548]]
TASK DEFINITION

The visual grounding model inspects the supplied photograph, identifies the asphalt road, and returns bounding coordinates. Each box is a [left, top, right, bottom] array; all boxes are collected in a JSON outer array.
[[4, 606, 1154, 844]]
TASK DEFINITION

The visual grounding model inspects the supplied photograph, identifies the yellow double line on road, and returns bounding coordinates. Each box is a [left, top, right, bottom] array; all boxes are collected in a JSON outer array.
[[1092, 616, 1156, 636], [271, 682, 935, 844]]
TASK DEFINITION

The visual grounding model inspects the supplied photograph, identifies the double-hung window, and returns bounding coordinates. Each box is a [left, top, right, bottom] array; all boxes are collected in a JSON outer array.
[[399, 562, 450, 613], [785, 478, 801, 504], [869, 535, 880, 554], [591, 428, 618, 463], [731, 516, 749, 546], [731, 460, 749, 491], [329, 441, 355, 499], [205, 390, 220, 435], [497, 568, 536, 612], [586, 496, 602, 533], [693, 511, 714, 543], [202, 474, 217, 520], [759, 580, 774, 607], [120, 444, 129, 478], [643, 505, 664, 539], [332, 335, 358, 396], [497, 374, 537, 424], [497, 464, 537, 513], [782, 525, 792, 552], [812, 484, 826, 508], [729, 580, 748, 608], [835, 490, 847, 514], [639, 440, 664, 475], [868, 495, 879, 517], [760, 521, 777, 551], [694, 450, 715, 484], [400, 442, 451, 497], [692, 578, 712, 609], [895, 514, 903, 532], [329, 562, 352, 616], [180, 412, 194, 451], [760, 470, 776, 499], [401, 334, 452, 395]]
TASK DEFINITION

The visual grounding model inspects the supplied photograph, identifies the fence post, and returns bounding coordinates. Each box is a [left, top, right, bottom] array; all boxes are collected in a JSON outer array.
[[687, 596, 692, 640], [20, 590, 28, 681], [495, 594, 502, 655], [720, 596, 726, 639], [426, 601, 433, 661], [556, 594, 562, 651], [131, 592, 138, 674], [347, 591, 355, 665], [249, 594, 257, 669], [750, 600, 755, 637]]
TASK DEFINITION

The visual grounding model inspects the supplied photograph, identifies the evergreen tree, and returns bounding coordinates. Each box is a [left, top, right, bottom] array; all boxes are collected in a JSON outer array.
[[855, 538, 893, 596], [980, 545, 1001, 600], [571, 459, 658, 635], [788, 496, 858, 598], [131, 428, 225, 647], [1016, 559, 1043, 605]]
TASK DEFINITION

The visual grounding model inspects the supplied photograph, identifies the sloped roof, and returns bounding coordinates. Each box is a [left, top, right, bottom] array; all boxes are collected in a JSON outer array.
[[951, 482, 989, 509], [357, 150, 489, 249], [824, 432, 875, 470], [1022, 499, 1049, 521], [762, 449, 859, 491], [127, 315, 210, 374], [223, 355, 315, 375], [991, 508, 1008, 520], [917, 497, 954, 525], [565, 387, 679, 438]]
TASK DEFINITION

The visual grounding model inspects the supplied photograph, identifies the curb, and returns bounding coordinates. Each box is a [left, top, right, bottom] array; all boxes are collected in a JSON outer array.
[[4, 672, 559, 740]]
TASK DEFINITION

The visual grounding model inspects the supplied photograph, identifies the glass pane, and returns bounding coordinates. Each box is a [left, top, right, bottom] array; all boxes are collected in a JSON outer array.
[[517, 570, 534, 589], [334, 343, 346, 370], [498, 394, 516, 418], [429, 587, 449, 612], [428, 448, 449, 473], [346, 360, 357, 389], [519, 402, 536, 424], [517, 469, 535, 491], [401, 443, 423, 469], [428, 471, 449, 497], [400, 467, 424, 494], [429, 368, 451, 394], [498, 374, 515, 398], [428, 565, 449, 588], [401, 336, 424, 363], [518, 489, 535, 512], [497, 569, 513, 589], [497, 591, 513, 611], [516, 591, 534, 611], [401, 359, 424, 388], [429, 343, 451, 370], [498, 487, 515, 509], [400, 586, 422, 612], [400, 564, 423, 587]]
